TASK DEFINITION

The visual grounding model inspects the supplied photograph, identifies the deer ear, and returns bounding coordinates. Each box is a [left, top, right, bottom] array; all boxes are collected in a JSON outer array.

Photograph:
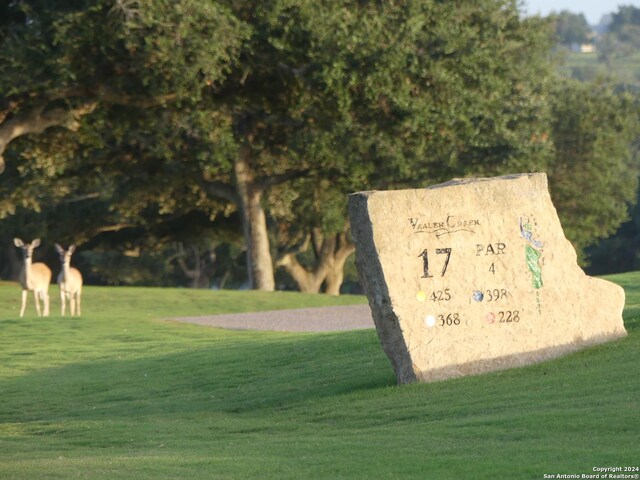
[[68, 245, 76, 254], [14, 238, 24, 247], [55, 244, 63, 254], [32, 239, 41, 248]]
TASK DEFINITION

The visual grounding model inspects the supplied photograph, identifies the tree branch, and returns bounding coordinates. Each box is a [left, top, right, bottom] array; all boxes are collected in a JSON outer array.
[[0, 84, 178, 173], [91, 85, 178, 108], [255, 168, 310, 190], [275, 233, 310, 265], [92, 222, 137, 234], [0, 99, 98, 173], [199, 176, 239, 203]]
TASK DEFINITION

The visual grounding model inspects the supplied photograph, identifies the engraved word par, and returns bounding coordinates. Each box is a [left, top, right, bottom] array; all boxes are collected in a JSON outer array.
[[348, 173, 627, 384]]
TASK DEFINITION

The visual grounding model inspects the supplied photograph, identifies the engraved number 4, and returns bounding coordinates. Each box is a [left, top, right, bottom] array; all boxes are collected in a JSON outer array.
[[419, 248, 452, 278]]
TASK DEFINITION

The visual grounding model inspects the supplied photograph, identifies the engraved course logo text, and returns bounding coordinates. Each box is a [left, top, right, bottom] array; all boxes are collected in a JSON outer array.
[[409, 215, 480, 238]]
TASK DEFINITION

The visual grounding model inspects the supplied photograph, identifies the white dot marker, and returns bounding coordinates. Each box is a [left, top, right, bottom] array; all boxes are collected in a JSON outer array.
[[425, 315, 436, 327]]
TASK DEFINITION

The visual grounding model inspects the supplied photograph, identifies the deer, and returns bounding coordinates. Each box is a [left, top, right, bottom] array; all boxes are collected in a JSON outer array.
[[54, 244, 83, 316], [14, 238, 52, 317]]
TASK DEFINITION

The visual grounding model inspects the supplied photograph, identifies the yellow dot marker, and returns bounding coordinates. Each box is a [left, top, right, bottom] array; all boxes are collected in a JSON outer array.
[[416, 290, 427, 302]]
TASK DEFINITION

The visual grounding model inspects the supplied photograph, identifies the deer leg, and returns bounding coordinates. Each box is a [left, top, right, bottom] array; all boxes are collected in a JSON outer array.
[[76, 292, 81, 316], [60, 289, 66, 316], [43, 291, 49, 317], [70, 295, 75, 316], [34, 291, 42, 317], [19, 289, 27, 317]]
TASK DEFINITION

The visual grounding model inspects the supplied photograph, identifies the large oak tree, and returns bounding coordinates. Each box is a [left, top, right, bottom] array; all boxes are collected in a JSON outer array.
[[197, 0, 557, 290]]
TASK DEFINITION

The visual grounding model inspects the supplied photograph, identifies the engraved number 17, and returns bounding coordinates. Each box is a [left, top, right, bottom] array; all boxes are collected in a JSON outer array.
[[419, 248, 452, 278]]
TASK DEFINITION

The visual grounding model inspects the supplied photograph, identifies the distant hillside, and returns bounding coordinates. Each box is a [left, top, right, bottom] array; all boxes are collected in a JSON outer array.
[[557, 50, 640, 87], [553, 6, 640, 87]]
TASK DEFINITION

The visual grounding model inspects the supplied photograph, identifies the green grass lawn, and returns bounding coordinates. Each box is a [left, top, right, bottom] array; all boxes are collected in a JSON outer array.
[[0, 277, 638, 479]]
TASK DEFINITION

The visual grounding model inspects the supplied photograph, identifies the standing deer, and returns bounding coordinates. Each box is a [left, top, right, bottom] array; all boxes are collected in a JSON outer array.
[[54, 244, 83, 316], [14, 238, 52, 317]]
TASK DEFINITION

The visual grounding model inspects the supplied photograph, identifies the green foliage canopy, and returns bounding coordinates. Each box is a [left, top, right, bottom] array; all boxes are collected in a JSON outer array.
[[256, 0, 557, 228], [1, 0, 637, 287], [599, 5, 640, 61], [0, 0, 247, 172], [548, 79, 640, 258], [551, 11, 591, 45]]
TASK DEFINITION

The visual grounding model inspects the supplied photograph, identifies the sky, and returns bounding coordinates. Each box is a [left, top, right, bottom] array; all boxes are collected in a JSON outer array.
[[524, 0, 640, 25]]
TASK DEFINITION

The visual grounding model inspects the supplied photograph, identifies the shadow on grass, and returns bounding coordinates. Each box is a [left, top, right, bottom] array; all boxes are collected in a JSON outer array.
[[3, 327, 638, 428], [0, 330, 396, 423]]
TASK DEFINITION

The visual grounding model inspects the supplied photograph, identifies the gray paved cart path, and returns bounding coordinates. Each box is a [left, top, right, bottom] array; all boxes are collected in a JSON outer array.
[[171, 304, 374, 332]]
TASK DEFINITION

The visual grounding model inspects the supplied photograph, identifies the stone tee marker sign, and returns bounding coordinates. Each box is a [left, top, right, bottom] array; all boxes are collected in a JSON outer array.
[[348, 173, 627, 384]]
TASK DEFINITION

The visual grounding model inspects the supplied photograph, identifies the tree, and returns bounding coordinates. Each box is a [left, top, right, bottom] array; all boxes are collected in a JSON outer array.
[[547, 78, 640, 260], [552, 11, 591, 45], [199, 0, 557, 291], [609, 5, 640, 32], [585, 188, 640, 275], [283, 0, 557, 292], [271, 177, 355, 294], [599, 6, 640, 62]]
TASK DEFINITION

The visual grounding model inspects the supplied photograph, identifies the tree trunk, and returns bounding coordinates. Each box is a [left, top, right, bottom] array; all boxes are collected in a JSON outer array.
[[234, 148, 275, 291], [323, 232, 355, 295], [276, 252, 325, 293], [174, 244, 217, 289], [276, 229, 355, 295]]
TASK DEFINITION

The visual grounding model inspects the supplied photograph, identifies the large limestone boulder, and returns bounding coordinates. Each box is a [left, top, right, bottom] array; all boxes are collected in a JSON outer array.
[[348, 173, 626, 384]]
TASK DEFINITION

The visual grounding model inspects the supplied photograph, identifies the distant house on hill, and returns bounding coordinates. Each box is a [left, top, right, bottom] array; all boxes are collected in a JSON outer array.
[[570, 42, 597, 53]]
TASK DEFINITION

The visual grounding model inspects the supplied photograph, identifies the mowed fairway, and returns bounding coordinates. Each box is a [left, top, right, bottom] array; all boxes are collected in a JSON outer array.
[[0, 277, 638, 480]]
